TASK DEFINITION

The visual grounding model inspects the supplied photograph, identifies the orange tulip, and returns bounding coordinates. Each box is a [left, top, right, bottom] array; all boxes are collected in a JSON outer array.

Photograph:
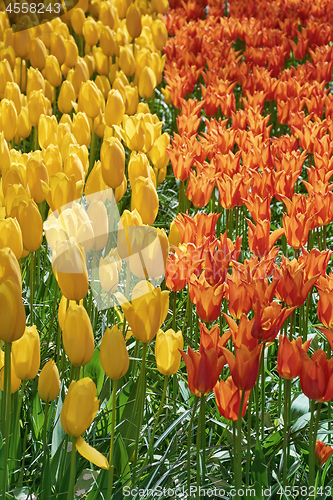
[[214, 377, 249, 421], [222, 344, 262, 391], [180, 345, 226, 396], [223, 313, 258, 351], [199, 322, 230, 357], [173, 212, 220, 246], [165, 243, 203, 292], [251, 299, 296, 343], [277, 335, 311, 380], [247, 219, 284, 258], [189, 272, 227, 323], [299, 349, 333, 402], [315, 441, 333, 467]]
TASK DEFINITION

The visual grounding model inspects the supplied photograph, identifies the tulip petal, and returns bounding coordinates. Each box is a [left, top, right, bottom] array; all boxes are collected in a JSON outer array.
[[76, 436, 109, 470]]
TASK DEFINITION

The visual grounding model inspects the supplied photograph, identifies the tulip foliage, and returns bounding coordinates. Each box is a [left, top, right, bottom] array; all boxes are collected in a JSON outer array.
[[1, 0, 333, 497]]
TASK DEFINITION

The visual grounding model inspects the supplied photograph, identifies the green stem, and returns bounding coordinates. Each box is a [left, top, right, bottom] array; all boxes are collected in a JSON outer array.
[[260, 344, 265, 441], [132, 343, 147, 484], [246, 390, 253, 486], [187, 397, 199, 497], [235, 391, 245, 500], [282, 379, 290, 488], [107, 379, 118, 500], [173, 291, 177, 331], [67, 437, 77, 500], [30, 251, 35, 326], [2, 342, 12, 500], [309, 400, 315, 487], [87, 118, 96, 179], [143, 375, 168, 468], [13, 379, 26, 470], [196, 393, 206, 496]]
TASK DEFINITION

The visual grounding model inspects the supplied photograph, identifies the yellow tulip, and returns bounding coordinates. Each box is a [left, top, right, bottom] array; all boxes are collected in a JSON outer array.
[[151, 19, 168, 51], [84, 160, 108, 200], [29, 38, 47, 71], [12, 325, 40, 380], [99, 252, 121, 293], [0, 248, 26, 343], [70, 7, 86, 35], [126, 4, 142, 39], [16, 107, 32, 140], [93, 47, 109, 76], [95, 75, 111, 100], [131, 176, 159, 225], [117, 208, 143, 260], [38, 359, 60, 402], [58, 295, 84, 331], [155, 329, 183, 375], [61, 378, 99, 437], [128, 151, 156, 188], [130, 226, 168, 279], [42, 144, 62, 178], [13, 30, 31, 59], [0, 131, 10, 173], [50, 32, 66, 66], [62, 304, 94, 367], [70, 58, 89, 95], [99, 1, 116, 28], [87, 199, 109, 251], [26, 156, 49, 204], [0, 59, 13, 97], [72, 112, 90, 147], [0, 99, 17, 142], [4, 82, 21, 115], [100, 26, 117, 57], [100, 326, 129, 380], [52, 238, 89, 301], [78, 80, 102, 119], [65, 38, 78, 68], [43, 55, 62, 88], [101, 137, 125, 189], [10, 198, 43, 253], [0, 217, 23, 259], [38, 114, 58, 149], [123, 115, 146, 151], [148, 132, 170, 170], [63, 153, 85, 184], [119, 45, 136, 77], [44, 173, 79, 212], [26, 67, 45, 98], [168, 220, 181, 248], [28, 90, 49, 128], [104, 89, 125, 127], [124, 84, 139, 115], [0, 350, 21, 393], [118, 281, 169, 343], [83, 17, 99, 47], [138, 66, 156, 99]]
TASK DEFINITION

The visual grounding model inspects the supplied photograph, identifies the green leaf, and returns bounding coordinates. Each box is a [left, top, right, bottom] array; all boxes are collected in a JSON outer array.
[[252, 440, 268, 489], [85, 348, 105, 396], [290, 393, 309, 421], [32, 391, 44, 440]]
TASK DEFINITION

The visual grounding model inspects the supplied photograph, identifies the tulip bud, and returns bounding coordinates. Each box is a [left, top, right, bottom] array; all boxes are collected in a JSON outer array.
[[0, 350, 21, 394], [95, 75, 111, 100], [0, 99, 17, 142], [57, 80, 77, 114], [131, 176, 159, 225], [62, 304, 94, 367], [4, 82, 21, 115], [43, 55, 62, 88], [83, 17, 99, 47], [148, 132, 170, 170], [86, 199, 109, 251], [71, 8, 86, 35], [124, 84, 139, 115], [50, 32, 66, 66], [126, 4, 142, 39], [151, 20, 168, 51], [78, 80, 102, 119], [72, 112, 90, 147], [26, 156, 49, 204], [100, 326, 129, 380], [52, 238, 89, 301], [129, 226, 168, 279], [12, 325, 40, 380], [100, 26, 117, 57], [65, 38, 78, 68], [38, 359, 60, 402], [119, 45, 136, 77], [99, 1, 115, 27], [38, 114, 58, 149], [28, 90, 48, 127], [139, 66, 156, 99], [13, 30, 31, 60], [99, 252, 121, 293], [0, 131, 10, 173], [0, 217, 23, 259], [0, 248, 26, 343], [168, 220, 181, 248], [61, 378, 99, 437], [101, 137, 125, 189], [43, 144, 62, 177], [104, 89, 125, 127], [17, 107, 32, 140], [128, 152, 155, 188], [26, 67, 45, 98], [70, 58, 89, 95], [0, 59, 13, 96], [85, 160, 108, 199], [155, 329, 183, 375], [30, 38, 47, 71], [151, 0, 169, 14], [10, 198, 43, 253]]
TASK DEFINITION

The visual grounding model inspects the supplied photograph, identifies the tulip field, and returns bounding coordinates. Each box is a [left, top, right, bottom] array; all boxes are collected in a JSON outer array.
[[2, 0, 333, 498]]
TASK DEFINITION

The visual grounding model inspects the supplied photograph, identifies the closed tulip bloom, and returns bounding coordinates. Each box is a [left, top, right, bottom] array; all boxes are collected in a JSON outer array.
[[85, 160, 108, 199], [72, 112, 90, 147], [189, 273, 226, 323], [52, 238, 89, 301], [139, 67, 156, 99], [168, 220, 181, 248], [26, 67, 45, 98], [0, 60, 13, 96], [13, 30, 31, 59], [151, 19, 167, 51], [222, 344, 262, 391], [214, 377, 249, 421], [61, 378, 99, 437], [124, 84, 139, 115], [180, 345, 226, 396], [100, 26, 117, 57], [119, 45, 136, 77], [299, 349, 333, 402], [131, 176, 159, 225], [100, 326, 129, 380], [10, 198, 43, 253], [70, 58, 89, 95], [50, 32, 66, 66], [30, 38, 47, 70], [0, 218, 23, 259], [315, 441, 333, 467], [99, 254, 120, 293], [28, 90, 48, 128], [58, 295, 84, 331], [78, 81, 102, 119], [83, 17, 99, 47], [0, 131, 10, 173], [12, 325, 40, 380], [126, 4, 142, 39], [277, 335, 311, 380], [155, 329, 183, 375], [43, 144, 62, 178], [129, 226, 168, 279], [104, 89, 125, 127], [4, 82, 21, 115], [0, 99, 17, 142], [38, 359, 60, 402], [0, 248, 26, 343], [38, 114, 58, 150], [86, 199, 108, 251], [128, 152, 156, 188], [17, 107, 32, 139], [71, 7, 86, 35], [0, 350, 21, 393], [119, 281, 169, 343], [65, 38, 78, 68], [63, 153, 85, 184], [27, 157, 49, 204], [117, 208, 143, 260], [43, 55, 62, 88], [62, 305, 94, 367], [148, 133, 170, 170], [101, 137, 125, 189], [44, 173, 79, 212]]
